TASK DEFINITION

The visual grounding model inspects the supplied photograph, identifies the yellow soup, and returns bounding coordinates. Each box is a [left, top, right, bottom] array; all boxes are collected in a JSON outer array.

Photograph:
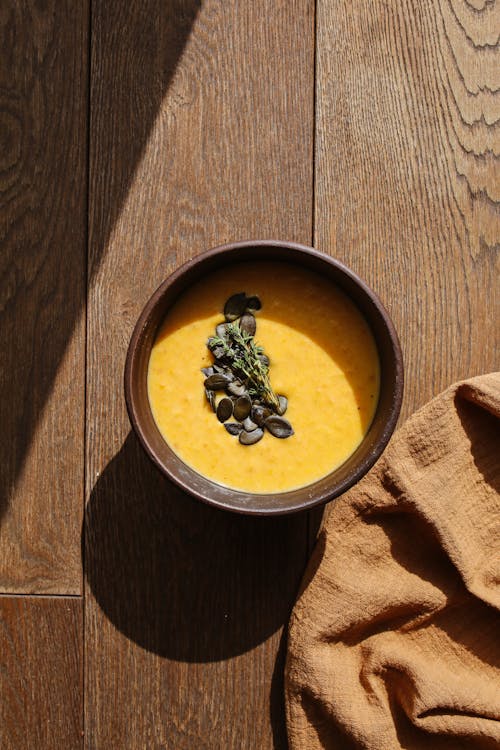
[[148, 261, 380, 493]]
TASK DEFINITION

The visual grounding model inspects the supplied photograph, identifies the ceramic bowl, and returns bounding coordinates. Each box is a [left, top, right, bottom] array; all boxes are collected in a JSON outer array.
[[125, 240, 403, 515]]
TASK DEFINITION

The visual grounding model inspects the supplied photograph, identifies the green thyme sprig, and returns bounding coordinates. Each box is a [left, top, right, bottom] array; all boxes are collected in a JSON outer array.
[[210, 322, 280, 410]]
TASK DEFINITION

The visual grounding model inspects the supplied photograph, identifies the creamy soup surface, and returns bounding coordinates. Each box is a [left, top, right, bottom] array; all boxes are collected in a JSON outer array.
[[148, 261, 380, 493]]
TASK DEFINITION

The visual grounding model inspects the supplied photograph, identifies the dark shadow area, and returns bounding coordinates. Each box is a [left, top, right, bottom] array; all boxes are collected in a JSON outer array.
[[1, 0, 201, 522], [307, 505, 326, 555], [295, 528, 326, 600], [455, 391, 500, 495], [84, 432, 309, 662], [430, 599, 500, 670], [270, 629, 291, 749], [268, 510, 323, 748], [301, 692, 360, 750], [364, 504, 460, 593]]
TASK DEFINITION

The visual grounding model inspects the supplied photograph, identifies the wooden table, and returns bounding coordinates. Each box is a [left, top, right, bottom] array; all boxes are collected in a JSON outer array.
[[1, 1, 498, 747]]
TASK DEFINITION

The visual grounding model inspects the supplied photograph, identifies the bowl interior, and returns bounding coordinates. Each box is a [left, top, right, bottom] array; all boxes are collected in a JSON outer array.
[[125, 241, 403, 515]]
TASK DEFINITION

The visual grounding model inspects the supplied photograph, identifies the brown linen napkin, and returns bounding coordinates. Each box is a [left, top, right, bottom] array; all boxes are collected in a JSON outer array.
[[285, 373, 500, 750]]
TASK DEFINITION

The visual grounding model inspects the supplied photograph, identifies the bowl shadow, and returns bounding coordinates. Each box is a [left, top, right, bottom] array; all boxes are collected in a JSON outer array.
[[84, 431, 312, 663]]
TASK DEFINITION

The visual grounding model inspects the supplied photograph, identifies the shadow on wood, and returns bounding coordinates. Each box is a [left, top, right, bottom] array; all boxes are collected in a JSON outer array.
[[0, 0, 201, 528], [84, 432, 309, 662]]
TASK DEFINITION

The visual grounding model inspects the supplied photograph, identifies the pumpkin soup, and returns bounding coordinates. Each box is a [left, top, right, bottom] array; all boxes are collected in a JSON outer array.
[[147, 261, 380, 493]]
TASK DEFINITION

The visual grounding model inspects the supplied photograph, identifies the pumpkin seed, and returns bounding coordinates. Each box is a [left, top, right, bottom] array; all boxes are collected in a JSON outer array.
[[207, 337, 226, 360], [239, 427, 264, 445], [205, 388, 216, 412], [233, 395, 252, 421], [216, 323, 228, 339], [227, 381, 247, 397], [204, 291, 292, 443], [216, 397, 233, 422], [264, 415, 294, 438], [277, 395, 288, 416], [251, 404, 272, 427], [243, 416, 258, 432], [213, 345, 226, 360], [204, 373, 231, 390], [239, 312, 256, 337], [224, 292, 247, 321], [246, 295, 262, 311]]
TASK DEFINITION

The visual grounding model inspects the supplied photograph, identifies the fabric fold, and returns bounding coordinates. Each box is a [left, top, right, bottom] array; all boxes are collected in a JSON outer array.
[[285, 373, 500, 750]]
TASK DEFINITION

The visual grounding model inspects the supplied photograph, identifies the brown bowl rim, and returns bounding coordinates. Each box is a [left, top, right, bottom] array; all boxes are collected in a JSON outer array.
[[124, 239, 404, 516]]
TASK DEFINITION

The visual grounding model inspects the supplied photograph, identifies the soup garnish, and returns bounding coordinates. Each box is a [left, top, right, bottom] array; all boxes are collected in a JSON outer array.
[[202, 293, 294, 446]]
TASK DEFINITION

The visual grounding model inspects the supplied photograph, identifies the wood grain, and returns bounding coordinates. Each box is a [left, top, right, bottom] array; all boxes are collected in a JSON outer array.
[[0, 1, 88, 592], [315, 0, 499, 421], [85, 1, 314, 748], [0, 596, 82, 749]]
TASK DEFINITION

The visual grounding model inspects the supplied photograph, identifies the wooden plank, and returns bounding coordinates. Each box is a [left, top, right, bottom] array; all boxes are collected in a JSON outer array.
[[0, 2, 88, 592], [0, 596, 82, 749], [85, 1, 314, 748], [315, 0, 499, 421], [85, 438, 305, 748]]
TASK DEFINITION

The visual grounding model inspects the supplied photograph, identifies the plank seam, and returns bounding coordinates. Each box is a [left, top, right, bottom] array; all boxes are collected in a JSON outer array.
[[83, 0, 92, 745], [311, 0, 318, 251], [308, 0, 319, 558], [0, 593, 82, 599]]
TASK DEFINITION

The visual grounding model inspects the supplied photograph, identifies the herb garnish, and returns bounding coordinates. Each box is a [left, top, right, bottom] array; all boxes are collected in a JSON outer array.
[[202, 293, 294, 446], [208, 322, 280, 410]]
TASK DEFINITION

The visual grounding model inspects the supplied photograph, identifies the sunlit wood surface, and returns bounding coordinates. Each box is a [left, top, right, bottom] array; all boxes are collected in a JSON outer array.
[[1, 0, 498, 747]]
